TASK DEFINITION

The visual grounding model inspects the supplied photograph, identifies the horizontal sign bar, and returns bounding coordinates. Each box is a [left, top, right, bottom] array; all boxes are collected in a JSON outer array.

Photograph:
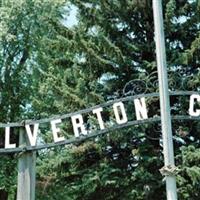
[[0, 91, 199, 154], [0, 115, 199, 154]]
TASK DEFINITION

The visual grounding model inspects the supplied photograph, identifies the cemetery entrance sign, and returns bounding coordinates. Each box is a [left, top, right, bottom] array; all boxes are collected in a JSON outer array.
[[0, 1, 199, 200], [0, 89, 199, 200], [0, 92, 200, 153]]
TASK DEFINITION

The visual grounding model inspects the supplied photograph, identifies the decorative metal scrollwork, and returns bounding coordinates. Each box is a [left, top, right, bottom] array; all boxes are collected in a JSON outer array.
[[147, 71, 159, 91], [123, 80, 147, 96], [121, 69, 197, 97], [168, 71, 183, 91], [122, 71, 159, 96], [168, 69, 199, 91]]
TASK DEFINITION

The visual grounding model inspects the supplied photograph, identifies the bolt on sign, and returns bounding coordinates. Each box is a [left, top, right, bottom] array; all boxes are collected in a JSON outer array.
[[1, 92, 199, 151]]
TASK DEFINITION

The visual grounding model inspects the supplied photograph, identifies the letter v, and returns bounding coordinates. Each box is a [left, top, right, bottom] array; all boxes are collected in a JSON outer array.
[[25, 123, 39, 146]]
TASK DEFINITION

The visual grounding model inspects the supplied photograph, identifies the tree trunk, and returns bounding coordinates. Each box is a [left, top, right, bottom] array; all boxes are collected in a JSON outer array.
[[0, 190, 8, 200]]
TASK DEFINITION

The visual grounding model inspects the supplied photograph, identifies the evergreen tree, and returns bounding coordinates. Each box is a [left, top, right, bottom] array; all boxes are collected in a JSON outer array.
[[34, 0, 200, 199], [0, 0, 65, 199], [0, 0, 199, 199]]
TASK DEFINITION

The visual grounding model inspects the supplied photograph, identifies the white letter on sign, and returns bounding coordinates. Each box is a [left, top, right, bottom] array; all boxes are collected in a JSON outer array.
[[113, 102, 128, 124], [189, 94, 200, 117], [51, 119, 65, 143], [5, 127, 16, 149], [71, 114, 87, 137], [25, 123, 39, 146], [134, 97, 148, 120], [93, 107, 105, 130]]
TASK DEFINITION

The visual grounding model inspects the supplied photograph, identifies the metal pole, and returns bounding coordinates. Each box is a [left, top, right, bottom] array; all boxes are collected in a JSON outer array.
[[152, 1, 178, 200], [17, 127, 36, 200]]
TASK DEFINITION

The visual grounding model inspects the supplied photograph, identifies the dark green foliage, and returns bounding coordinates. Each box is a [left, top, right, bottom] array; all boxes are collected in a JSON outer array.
[[176, 145, 200, 199], [34, 0, 200, 199], [0, 0, 65, 198], [0, 0, 200, 199], [33, 0, 200, 199]]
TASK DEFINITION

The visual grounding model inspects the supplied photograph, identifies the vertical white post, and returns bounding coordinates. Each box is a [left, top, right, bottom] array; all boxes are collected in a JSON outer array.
[[17, 127, 36, 200], [152, 1, 178, 200]]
